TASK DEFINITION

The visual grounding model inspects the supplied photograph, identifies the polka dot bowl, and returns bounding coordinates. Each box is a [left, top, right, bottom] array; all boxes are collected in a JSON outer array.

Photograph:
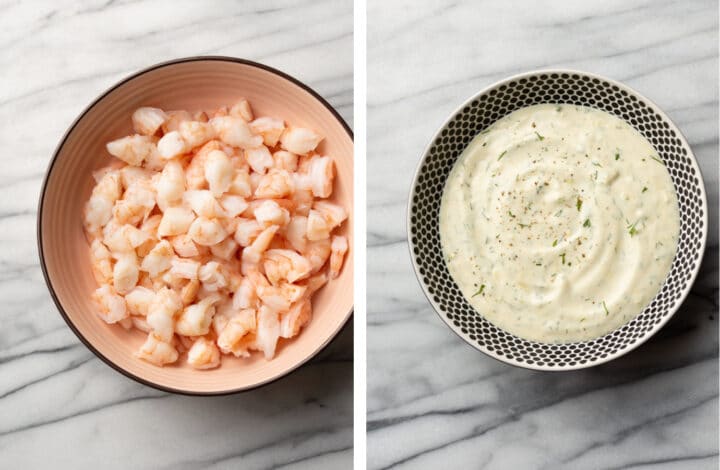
[[407, 70, 708, 370]]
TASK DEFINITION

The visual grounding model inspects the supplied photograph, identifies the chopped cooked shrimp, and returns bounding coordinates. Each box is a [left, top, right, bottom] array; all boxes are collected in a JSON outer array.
[[241, 225, 279, 274], [263, 249, 312, 284], [90, 239, 113, 284], [255, 306, 280, 359], [180, 279, 200, 305], [132, 107, 167, 136], [307, 201, 348, 240], [169, 256, 200, 280], [193, 110, 209, 122], [273, 150, 298, 172], [183, 190, 226, 218], [314, 201, 348, 227], [204, 149, 233, 196], [302, 272, 328, 297], [84, 170, 122, 232], [146, 287, 183, 342], [210, 237, 238, 260], [229, 98, 253, 122], [250, 117, 285, 147], [234, 218, 263, 246], [209, 116, 262, 149], [157, 207, 195, 237], [136, 333, 178, 366], [92, 284, 128, 324], [113, 253, 139, 295], [290, 188, 314, 216], [254, 200, 290, 227], [104, 224, 151, 253], [131, 316, 152, 333], [280, 299, 311, 338], [255, 169, 294, 199], [162, 110, 192, 133], [245, 145, 274, 174], [280, 127, 322, 155], [307, 155, 335, 198], [185, 140, 220, 189], [175, 295, 219, 336], [232, 276, 257, 310], [303, 238, 332, 273], [284, 215, 308, 252], [187, 337, 221, 369], [219, 194, 248, 218], [198, 261, 228, 292], [229, 167, 252, 197], [125, 286, 155, 316], [169, 234, 200, 258], [188, 216, 228, 246], [106, 134, 157, 166], [113, 179, 156, 225], [217, 308, 256, 354], [178, 120, 216, 149], [119, 166, 153, 189], [140, 239, 173, 277], [329, 235, 348, 279], [155, 159, 185, 209]]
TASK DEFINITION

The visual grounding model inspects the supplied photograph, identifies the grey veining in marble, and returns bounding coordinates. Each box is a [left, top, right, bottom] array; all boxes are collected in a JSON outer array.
[[0, 0, 352, 468], [367, 0, 718, 469]]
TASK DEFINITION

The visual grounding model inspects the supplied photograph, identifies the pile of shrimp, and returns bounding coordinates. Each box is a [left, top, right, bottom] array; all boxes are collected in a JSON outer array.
[[83, 99, 349, 369]]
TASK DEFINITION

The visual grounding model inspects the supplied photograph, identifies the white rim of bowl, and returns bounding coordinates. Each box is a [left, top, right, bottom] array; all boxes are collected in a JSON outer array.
[[406, 68, 709, 371]]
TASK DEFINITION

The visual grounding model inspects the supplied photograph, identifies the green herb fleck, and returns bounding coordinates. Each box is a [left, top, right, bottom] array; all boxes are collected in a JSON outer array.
[[508, 210, 515, 218], [602, 301, 609, 316], [583, 218, 591, 227], [592, 161, 602, 167], [555, 105, 562, 112], [615, 152, 620, 160], [472, 284, 485, 297], [649, 156, 663, 164], [535, 131, 545, 141], [519, 223, 529, 228], [552, 239, 558, 247], [498, 150, 507, 161], [480, 128, 491, 135], [535, 261, 542, 266], [580, 317, 586, 323], [560, 253, 566, 265], [642, 186, 648, 193], [576, 197, 583, 211], [627, 220, 639, 236]]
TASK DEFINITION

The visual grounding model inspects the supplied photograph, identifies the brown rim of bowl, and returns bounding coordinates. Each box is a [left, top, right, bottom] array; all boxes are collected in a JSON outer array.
[[37, 56, 354, 396]]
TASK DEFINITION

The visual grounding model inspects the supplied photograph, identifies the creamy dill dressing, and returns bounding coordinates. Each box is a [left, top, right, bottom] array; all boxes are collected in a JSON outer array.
[[439, 104, 679, 343]]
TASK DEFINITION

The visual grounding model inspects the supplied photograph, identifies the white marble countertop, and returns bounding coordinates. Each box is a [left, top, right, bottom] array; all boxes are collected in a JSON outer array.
[[367, 0, 718, 469], [0, 1, 352, 468]]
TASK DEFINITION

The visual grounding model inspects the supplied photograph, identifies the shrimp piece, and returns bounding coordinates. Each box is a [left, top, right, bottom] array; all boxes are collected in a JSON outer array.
[[247, 270, 305, 311], [263, 249, 312, 284], [132, 107, 167, 136], [118, 317, 134, 330], [280, 127, 322, 155], [314, 201, 348, 228], [178, 120, 216, 149], [209, 106, 229, 119], [250, 117, 285, 147], [193, 110, 209, 122], [245, 145, 274, 175], [306, 209, 331, 241], [273, 150, 298, 172], [188, 217, 228, 246], [187, 337, 221, 370], [229, 98, 254, 122], [90, 239, 113, 284], [104, 224, 151, 253], [155, 159, 185, 209], [140, 214, 162, 237], [219, 194, 248, 218], [229, 167, 252, 197], [185, 140, 221, 189], [234, 218, 263, 247], [84, 170, 122, 232], [175, 295, 220, 336], [303, 238, 332, 273], [241, 225, 279, 274], [92, 284, 128, 324], [302, 272, 328, 297], [119, 166, 153, 189], [307, 155, 335, 198], [146, 287, 183, 342], [106, 134, 157, 166], [169, 234, 200, 258], [217, 308, 257, 354], [204, 149, 233, 196], [254, 169, 294, 199], [140, 239, 173, 277], [180, 279, 200, 305], [113, 253, 139, 294], [329, 235, 348, 279], [162, 110, 192, 133], [131, 316, 152, 333], [232, 276, 257, 310], [254, 200, 290, 227], [169, 256, 201, 280], [284, 215, 308, 252], [255, 305, 280, 360], [157, 207, 195, 237], [183, 190, 226, 218], [113, 179, 156, 225], [135, 333, 178, 366], [198, 261, 228, 292], [280, 299, 311, 338], [307, 201, 348, 241], [125, 286, 155, 316], [209, 116, 263, 149], [210, 237, 239, 260], [249, 172, 262, 193], [212, 299, 233, 336]]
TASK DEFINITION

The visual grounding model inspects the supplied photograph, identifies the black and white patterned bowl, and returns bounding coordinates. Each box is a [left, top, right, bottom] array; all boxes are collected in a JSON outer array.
[[407, 70, 708, 371]]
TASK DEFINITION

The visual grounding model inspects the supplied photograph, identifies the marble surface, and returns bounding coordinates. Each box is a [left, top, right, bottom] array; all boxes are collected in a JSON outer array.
[[0, 1, 352, 468], [367, 0, 718, 469]]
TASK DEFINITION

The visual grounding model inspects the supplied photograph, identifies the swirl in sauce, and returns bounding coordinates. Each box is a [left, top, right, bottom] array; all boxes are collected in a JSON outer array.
[[439, 104, 679, 343]]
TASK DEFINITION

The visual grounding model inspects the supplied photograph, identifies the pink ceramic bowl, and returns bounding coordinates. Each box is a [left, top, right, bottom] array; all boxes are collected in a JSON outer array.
[[38, 57, 353, 394]]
